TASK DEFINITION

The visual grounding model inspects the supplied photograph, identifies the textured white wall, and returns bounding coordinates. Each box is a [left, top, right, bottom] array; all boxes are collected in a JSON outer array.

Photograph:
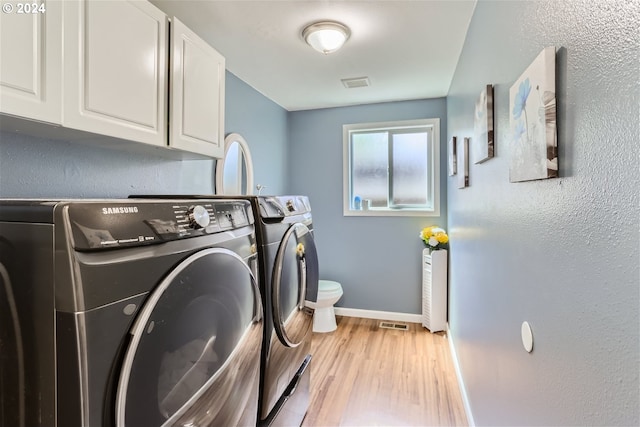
[[447, 1, 639, 425]]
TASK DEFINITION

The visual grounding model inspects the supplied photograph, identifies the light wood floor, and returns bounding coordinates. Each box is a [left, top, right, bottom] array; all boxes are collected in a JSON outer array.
[[301, 316, 468, 427]]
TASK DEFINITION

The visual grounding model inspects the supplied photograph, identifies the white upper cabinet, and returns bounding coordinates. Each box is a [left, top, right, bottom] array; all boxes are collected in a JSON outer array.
[[0, 0, 62, 124], [63, 0, 168, 147], [170, 17, 225, 158], [0, 0, 225, 158]]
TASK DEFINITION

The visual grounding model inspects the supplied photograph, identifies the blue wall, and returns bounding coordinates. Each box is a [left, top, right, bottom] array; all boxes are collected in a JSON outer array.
[[225, 73, 289, 195], [0, 71, 288, 198], [446, 1, 639, 425], [288, 99, 447, 314]]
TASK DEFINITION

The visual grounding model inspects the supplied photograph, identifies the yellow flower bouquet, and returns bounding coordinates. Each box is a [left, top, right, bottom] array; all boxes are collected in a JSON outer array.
[[419, 226, 449, 250]]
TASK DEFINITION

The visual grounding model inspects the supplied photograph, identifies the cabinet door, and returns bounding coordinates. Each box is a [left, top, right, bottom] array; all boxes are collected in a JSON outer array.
[[170, 17, 225, 158], [0, 0, 62, 124], [63, 0, 167, 147]]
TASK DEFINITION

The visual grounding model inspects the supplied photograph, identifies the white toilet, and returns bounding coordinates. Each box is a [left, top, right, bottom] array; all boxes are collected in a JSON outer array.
[[308, 280, 343, 333]]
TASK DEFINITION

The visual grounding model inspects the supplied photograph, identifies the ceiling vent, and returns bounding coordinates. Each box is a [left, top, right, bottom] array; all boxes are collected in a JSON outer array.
[[341, 77, 370, 89]]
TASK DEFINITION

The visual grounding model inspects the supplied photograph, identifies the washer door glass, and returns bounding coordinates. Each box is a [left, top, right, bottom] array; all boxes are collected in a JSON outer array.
[[271, 223, 319, 347], [116, 248, 262, 427]]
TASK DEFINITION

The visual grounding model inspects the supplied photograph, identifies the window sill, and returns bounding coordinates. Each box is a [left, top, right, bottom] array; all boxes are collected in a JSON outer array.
[[343, 208, 440, 217]]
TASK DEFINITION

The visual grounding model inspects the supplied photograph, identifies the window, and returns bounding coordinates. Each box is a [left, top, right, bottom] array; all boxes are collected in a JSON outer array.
[[343, 118, 440, 216]]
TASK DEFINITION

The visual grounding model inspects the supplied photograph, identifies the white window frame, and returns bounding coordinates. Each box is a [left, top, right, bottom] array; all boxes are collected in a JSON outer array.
[[343, 118, 440, 217]]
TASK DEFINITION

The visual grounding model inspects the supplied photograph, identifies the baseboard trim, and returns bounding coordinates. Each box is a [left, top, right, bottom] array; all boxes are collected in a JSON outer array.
[[446, 324, 476, 427], [334, 307, 422, 323]]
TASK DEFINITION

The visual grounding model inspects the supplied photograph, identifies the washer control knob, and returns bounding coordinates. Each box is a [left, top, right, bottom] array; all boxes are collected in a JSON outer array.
[[187, 205, 210, 229], [286, 199, 295, 212]]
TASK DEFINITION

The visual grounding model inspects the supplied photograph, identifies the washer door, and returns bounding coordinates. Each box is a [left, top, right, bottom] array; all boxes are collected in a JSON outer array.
[[271, 223, 319, 348], [115, 248, 262, 427], [0, 262, 24, 427]]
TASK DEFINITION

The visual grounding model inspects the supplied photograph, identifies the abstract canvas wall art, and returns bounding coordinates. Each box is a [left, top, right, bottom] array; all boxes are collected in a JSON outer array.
[[473, 84, 494, 163], [457, 137, 469, 189], [509, 47, 557, 182], [448, 136, 457, 176]]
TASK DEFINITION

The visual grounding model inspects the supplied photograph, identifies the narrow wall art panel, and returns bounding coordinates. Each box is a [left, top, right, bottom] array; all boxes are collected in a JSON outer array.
[[457, 137, 469, 189], [509, 47, 558, 182], [473, 84, 494, 163], [448, 136, 457, 176]]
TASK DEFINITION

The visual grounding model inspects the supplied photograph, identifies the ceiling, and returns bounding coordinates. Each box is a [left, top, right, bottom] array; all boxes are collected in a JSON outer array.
[[150, 0, 477, 111]]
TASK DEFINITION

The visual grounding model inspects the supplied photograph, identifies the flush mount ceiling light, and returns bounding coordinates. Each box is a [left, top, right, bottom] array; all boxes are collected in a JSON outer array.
[[302, 21, 350, 54]]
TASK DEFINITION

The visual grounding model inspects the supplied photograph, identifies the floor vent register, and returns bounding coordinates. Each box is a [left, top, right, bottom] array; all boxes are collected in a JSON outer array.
[[379, 322, 409, 331]]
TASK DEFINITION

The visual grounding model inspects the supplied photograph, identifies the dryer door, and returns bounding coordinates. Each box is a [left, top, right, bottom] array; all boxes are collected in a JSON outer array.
[[115, 248, 263, 427], [271, 222, 319, 348]]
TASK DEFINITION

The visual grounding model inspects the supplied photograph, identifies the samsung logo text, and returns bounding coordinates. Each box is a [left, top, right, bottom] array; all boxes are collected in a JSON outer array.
[[102, 207, 139, 215]]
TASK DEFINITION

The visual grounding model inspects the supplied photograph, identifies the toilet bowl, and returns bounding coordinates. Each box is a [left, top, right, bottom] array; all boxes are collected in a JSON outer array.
[[307, 280, 343, 333]]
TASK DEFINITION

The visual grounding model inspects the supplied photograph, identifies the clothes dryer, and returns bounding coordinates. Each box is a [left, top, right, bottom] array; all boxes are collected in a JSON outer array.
[[253, 195, 319, 427], [130, 194, 319, 427], [0, 198, 263, 427]]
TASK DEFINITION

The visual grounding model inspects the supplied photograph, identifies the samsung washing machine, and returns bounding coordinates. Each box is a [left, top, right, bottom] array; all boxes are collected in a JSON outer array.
[[131, 194, 319, 427], [0, 198, 263, 427]]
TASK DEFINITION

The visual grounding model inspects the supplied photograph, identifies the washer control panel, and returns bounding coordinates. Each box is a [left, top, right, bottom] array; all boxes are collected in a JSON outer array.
[[64, 199, 251, 251], [173, 203, 216, 232]]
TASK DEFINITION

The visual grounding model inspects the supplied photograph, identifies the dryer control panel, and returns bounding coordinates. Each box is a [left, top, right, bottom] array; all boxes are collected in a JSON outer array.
[[62, 200, 252, 251]]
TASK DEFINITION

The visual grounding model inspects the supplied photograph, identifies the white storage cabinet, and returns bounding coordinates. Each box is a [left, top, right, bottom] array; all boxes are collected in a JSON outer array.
[[64, 1, 225, 157], [170, 18, 225, 158], [64, 0, 169, 147], [422, 248, 447, 333], [0, 0, 62, 123], [2, 0, 225, 159]]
